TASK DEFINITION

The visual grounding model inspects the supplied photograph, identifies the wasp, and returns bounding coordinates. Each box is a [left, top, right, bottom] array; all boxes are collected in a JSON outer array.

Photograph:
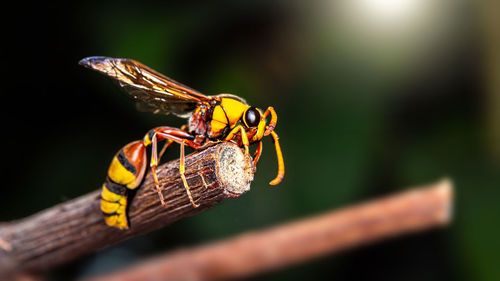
[[80, 57, 285, 229]]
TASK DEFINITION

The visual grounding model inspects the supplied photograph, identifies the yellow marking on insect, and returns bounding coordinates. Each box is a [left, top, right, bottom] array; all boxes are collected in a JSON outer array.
[[226, 125, 250, 155], [104, 215, 117, 226], [117, 217, 128, 229], [211, 105, 227, 124], [210, 120, 227, 135], [150, 155, 158, 167], [210, 105, 228, 135], [101, 185, 124, 202], [252, 109, 266, 142], [240, 126, 250, 156], [143, 133, 152, 146], [108, 158, 137, 188], [104, 213, 128, 229], [101, 186, 129, 229], [220, 98, 249, 125], [101, 200, 121, 213]]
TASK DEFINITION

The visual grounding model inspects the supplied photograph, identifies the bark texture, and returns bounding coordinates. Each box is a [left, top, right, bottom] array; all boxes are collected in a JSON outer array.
[[0, 142, 254, 276]]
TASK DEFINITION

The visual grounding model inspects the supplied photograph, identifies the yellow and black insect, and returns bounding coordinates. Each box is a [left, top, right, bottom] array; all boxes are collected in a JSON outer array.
[[80, 56, 285, 229]]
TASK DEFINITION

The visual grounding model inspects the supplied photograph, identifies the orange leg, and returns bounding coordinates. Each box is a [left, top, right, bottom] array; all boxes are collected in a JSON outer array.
[[158, 139, 173, 163], [158, 125, 187, 163], [253, 141, 263, 166], [179, 141, 199, 207], [225, 125, 250, 156], [261, 107, 278, 136], [148, 127, 202, 208], [148, 133, 166, 206], [269, 131, 285, 185]]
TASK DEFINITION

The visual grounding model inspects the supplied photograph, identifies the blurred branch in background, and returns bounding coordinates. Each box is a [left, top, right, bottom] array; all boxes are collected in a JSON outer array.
[[0, 142, 254, 278], [482, 0, 500, 158], [84, 179, 453, 281]]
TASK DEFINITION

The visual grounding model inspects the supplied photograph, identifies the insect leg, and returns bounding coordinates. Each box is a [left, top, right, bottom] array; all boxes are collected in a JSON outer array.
[[158, 139, 173, 163], [149, 127, 202, 208], [158, 125, 188, 163], [225, 125, 250, 156], [148, 133, 168, 206], [179, 141, 200, 208], [261, 106, 278, 136], [253, 141, 263, 166], [269, 131, 285, 185]]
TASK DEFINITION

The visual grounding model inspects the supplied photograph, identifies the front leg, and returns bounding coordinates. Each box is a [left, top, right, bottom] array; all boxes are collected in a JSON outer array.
[[261, 106, 278, 136], [253, 141, 263, 166], [225, 125, 250, 156]]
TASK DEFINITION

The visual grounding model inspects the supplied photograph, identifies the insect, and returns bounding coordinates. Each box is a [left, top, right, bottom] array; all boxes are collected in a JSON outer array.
[[80, 56, 285, 229]]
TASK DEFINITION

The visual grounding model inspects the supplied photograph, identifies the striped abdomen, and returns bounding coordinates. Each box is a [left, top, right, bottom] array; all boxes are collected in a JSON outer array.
[[101, 141, 147, 229]]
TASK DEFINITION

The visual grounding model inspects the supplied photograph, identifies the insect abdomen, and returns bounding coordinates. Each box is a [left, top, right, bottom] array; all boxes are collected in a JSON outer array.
[[101, 141, 147, 229], [101, 179, 129, 229]]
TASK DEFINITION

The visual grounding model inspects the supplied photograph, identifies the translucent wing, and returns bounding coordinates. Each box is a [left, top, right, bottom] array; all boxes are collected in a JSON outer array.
[[80, 56, 210, 117]]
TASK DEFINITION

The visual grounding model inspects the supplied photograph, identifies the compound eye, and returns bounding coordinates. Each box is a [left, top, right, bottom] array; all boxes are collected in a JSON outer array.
[[244, 107, 260, 127]]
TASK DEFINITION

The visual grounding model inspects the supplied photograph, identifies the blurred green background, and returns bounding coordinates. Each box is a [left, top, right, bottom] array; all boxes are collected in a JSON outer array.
[[2, 0, 499, 280]]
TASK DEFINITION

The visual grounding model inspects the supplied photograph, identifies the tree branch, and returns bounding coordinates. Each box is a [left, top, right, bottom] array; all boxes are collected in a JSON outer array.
[[0, 142, 254, 276], [84, 179, 453, 281]]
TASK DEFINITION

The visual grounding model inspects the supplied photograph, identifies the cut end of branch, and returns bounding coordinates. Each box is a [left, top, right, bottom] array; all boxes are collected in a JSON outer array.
[[216, 143, 254, 197], [0, 142, 256, 276]]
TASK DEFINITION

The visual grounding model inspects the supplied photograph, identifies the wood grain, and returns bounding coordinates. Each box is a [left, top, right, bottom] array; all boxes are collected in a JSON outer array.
[[0, 142, 254, 276]]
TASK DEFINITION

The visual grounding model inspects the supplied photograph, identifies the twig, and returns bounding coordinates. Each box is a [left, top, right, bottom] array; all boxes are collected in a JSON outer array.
[[84, 179, 453, 281], [0, 142, 254, 276], [0, 238, 12, 252]]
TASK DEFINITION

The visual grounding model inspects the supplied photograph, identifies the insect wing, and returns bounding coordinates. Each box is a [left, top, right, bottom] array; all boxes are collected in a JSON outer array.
[[80, 56, 208, 117]]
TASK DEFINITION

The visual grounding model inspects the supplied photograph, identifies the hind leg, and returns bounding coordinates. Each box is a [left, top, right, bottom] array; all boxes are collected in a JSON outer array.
[[178, 140, 199, 207], [157, 125, 188, 163], [146, 127, 202, 207]]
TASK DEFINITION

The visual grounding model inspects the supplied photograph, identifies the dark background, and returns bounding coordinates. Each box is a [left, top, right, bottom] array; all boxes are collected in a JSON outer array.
[[2, 1, 499, 280]]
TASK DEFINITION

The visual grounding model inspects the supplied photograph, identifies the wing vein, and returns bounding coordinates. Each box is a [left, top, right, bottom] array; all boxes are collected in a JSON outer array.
[[80, 56, 210, 117]]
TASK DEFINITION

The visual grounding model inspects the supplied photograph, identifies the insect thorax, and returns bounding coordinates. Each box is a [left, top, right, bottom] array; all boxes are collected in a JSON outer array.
[[207, 98, 249, 139]]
